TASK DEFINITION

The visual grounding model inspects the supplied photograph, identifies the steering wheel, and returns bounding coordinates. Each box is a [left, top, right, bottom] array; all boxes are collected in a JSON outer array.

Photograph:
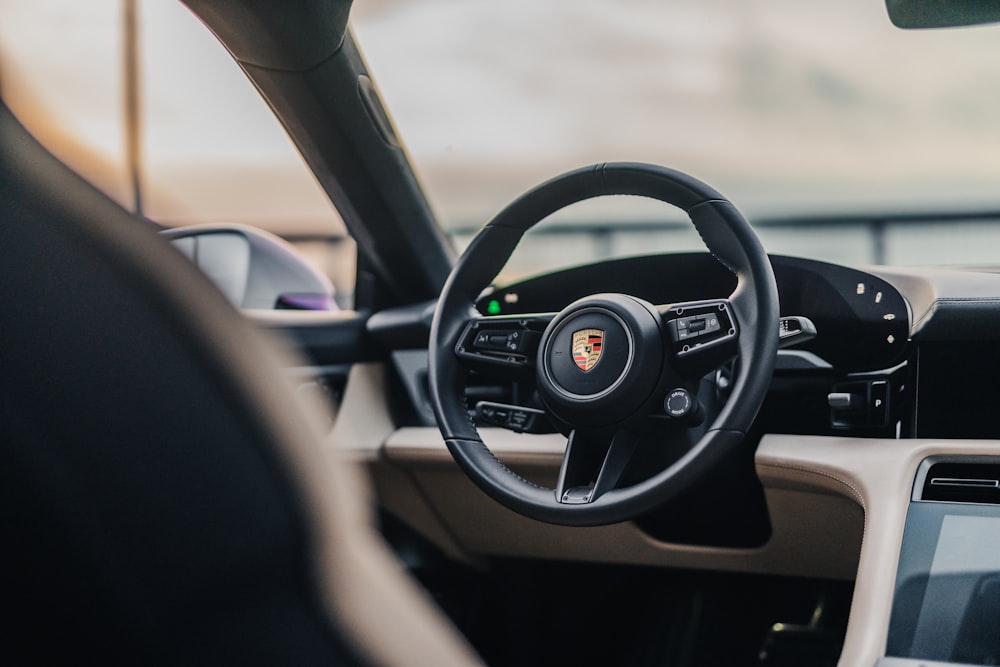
[[429, 163, 778, 526]]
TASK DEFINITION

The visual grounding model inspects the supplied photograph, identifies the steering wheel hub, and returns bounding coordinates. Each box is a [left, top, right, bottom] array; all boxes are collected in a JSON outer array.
[[537, 294, 664, 428]]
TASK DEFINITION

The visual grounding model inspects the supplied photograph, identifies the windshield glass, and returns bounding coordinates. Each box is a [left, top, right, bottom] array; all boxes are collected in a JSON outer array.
[[352, 0, 1000, 279]]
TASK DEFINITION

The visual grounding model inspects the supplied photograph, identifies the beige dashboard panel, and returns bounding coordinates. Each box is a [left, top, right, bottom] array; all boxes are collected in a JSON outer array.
[[758, 435, 1000, 667], [380, 428, 864, 580], [332, 368, 1000, 667], [380, 431, 1000, 667]]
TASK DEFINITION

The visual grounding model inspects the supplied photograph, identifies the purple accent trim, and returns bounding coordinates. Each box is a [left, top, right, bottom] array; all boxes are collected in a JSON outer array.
[[275, 293, 338, 311]]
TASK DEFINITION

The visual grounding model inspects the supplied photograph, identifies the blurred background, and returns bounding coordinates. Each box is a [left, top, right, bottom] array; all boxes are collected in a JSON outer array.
[[3, 0, 1000, 306]]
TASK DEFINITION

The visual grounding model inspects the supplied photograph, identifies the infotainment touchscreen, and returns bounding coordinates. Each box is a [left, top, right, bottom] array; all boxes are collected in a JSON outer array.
[[887, 503, 1000, 665]]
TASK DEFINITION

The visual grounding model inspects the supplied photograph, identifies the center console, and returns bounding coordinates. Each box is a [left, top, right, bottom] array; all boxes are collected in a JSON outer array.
[[879, 457, 1000, 666]]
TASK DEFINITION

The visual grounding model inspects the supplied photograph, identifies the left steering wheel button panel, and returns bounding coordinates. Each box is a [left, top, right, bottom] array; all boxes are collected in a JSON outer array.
[[457, 319, 544, 368], [474, 401, 547, 433], [474, 329, 533, 354]]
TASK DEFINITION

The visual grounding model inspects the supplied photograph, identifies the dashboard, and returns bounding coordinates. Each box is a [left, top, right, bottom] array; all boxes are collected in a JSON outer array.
[[363, 249, 1000, 450], [357, 251, 1000, 667], [444, 252, 1000, 444], [368, 251, 1000, 463]]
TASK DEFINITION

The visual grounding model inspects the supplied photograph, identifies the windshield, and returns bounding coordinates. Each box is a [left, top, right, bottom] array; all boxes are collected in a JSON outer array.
[[352, 0, 1000, 278]]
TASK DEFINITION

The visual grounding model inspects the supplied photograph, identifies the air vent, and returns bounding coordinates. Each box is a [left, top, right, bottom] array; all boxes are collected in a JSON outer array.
[[919, 461, 1000, 504]]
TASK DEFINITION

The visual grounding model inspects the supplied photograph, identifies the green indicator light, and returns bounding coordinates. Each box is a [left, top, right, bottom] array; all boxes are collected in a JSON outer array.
[[487, 299, 502, 315]]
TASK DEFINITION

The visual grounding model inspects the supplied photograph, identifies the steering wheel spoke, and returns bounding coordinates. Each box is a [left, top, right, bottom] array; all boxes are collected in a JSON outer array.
[[454, 312, 553, 372], [555, 428, 641, 504], [658, 298, 739, 378]]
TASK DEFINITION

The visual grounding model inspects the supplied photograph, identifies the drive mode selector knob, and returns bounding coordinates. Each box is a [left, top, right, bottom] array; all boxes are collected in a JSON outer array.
[[663, 387, 704, 425], [664, 388, 693, 418]]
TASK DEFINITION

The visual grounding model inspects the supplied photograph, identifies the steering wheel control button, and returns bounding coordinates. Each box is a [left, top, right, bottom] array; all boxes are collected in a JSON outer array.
[[666, 301, 736, 357], [457, 319, 545, 369], [474, 401, 547, 433], [672, 314, 721, 341], [664, 388, 694, 418], [472, 328, 538, 355]]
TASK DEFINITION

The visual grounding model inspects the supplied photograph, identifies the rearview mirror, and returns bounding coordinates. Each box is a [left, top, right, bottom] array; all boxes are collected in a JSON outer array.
[[886, 0, 1000, 28]]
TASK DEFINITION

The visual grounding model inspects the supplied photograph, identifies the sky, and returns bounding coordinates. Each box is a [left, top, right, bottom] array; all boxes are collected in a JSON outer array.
[[351, 0, 1000, 229], [0, 0, 342, 236], [2, 0, 1000, 242]]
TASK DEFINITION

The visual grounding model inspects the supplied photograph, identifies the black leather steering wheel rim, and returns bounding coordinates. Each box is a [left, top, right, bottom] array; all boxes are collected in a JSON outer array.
[[429, 163, 778, 526]]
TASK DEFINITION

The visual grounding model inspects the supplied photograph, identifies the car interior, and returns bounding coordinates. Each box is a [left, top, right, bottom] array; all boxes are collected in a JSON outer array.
[[5, 1, 1000, 666]]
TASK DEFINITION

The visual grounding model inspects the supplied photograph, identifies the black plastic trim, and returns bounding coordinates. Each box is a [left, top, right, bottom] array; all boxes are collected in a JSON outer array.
[[184, 2, 455, 305]]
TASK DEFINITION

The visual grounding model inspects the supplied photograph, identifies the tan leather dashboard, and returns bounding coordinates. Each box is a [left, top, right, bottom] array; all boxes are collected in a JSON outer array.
[[335, 364, 1000, 667], [758, 435, 1000, 667]]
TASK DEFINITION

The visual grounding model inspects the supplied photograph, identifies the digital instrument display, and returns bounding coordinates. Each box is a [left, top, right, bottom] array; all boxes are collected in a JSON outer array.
[[478, 253, 910, 371]]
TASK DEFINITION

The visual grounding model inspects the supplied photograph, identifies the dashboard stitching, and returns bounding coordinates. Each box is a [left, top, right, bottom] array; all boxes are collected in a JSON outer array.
[[912, 298, 1000, 330], [758, 462, 872, 587], [756, 462, 867, 511]]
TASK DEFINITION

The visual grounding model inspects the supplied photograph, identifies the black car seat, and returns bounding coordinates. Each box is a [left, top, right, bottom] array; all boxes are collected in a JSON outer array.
[[0, 102, 481, 666]]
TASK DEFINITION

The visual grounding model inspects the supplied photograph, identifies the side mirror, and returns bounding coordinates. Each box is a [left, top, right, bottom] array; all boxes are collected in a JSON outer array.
[[161, 224, 337, 311]]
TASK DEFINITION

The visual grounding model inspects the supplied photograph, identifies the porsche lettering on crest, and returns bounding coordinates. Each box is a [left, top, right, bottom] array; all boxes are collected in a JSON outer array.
[[571, 329, 604, 372]]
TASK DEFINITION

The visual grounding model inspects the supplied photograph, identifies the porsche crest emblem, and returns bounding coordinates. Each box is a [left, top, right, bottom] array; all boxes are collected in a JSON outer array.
[[572, 329, 604, 372]]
